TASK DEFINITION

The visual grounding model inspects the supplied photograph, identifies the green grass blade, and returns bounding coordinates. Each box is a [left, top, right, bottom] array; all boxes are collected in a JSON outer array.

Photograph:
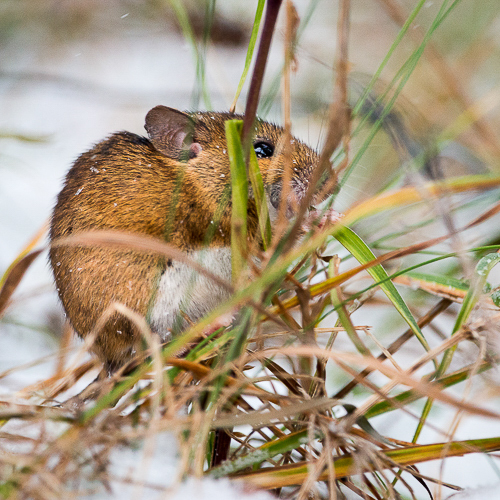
[[231, 0, 265, 112], [403, 272, 469, 293], [335, 226, 431, 353], [225, 119, 248, 283], [329, 259, 370, 355]]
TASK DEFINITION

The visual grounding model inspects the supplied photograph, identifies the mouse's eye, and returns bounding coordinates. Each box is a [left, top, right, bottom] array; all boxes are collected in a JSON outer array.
[[254, 141, 274, 159]]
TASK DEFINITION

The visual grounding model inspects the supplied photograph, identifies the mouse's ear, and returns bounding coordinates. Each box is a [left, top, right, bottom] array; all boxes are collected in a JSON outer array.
[[145, 106, 199, 159]]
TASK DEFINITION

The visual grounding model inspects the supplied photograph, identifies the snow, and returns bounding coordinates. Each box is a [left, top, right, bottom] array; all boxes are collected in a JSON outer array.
[[445, 483, 500, 500]]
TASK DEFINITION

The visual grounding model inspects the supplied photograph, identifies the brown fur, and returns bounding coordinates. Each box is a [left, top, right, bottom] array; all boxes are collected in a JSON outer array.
[[49, 109, 320, 369]]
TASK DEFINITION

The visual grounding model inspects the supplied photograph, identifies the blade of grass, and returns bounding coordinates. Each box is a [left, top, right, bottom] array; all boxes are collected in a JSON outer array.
[[351, 0, 427, 118], [0, 250, 43, 317], [234, 436, 500, 488], [380, 0, 500, 158], [335, 226, 431, 353], [230, 0, 266, 113], [0, 221, 47, 290], [225, 119, 248, 284], [395, 272, 469, 298], [451, 252, 500, 337], [329, 258, 370, 355]]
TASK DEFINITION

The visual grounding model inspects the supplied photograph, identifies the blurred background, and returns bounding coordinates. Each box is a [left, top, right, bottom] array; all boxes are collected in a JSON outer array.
[[1, 0, 500, 494]]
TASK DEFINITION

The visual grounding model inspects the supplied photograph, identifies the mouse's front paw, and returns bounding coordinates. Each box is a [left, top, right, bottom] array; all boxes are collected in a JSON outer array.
[[174, 312, 235, 357], [304, 207, 344, 232], [202, 312, 234, 336]]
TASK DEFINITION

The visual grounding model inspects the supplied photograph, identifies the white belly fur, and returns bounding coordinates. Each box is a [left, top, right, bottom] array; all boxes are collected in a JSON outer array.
[[149, 247, 232, 340]]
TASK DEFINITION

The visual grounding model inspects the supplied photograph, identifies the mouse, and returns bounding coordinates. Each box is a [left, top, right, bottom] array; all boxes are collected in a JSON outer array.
[[49, 105, 336, 371]]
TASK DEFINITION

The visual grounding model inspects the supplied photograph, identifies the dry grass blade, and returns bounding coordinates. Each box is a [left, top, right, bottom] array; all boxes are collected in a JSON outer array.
[[0, 249, 43, 317], [344, 175, 500, 226], [212, 398, 339, 429], [282, 0, 350, 251], [0, 221, 47, 313]]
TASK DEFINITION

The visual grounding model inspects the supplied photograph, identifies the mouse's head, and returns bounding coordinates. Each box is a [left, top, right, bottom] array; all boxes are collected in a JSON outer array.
[[145, 106, 335, 220]]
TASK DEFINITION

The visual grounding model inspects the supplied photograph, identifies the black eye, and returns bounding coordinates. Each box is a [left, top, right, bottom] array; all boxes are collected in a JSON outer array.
[[253, 141, 274, 159]]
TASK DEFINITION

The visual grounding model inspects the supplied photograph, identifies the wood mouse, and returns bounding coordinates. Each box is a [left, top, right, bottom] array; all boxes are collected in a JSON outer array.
[[49, 106, 334, 371]]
